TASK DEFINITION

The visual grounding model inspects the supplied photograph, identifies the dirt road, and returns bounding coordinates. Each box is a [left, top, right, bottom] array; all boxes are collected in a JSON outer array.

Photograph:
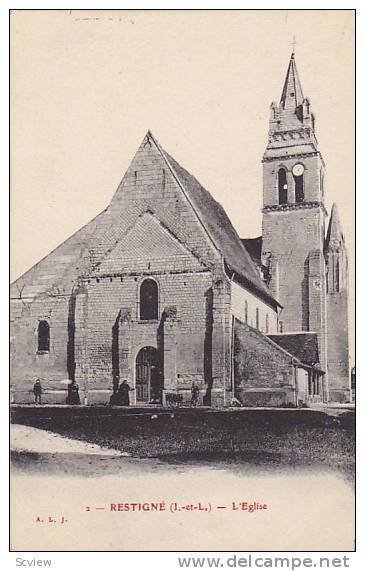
[[10, 424, 355, 551]]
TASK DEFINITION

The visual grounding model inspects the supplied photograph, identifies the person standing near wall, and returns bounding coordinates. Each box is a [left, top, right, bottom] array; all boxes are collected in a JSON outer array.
[[191, 382, 200, 407], [33, 379, 42, 404]]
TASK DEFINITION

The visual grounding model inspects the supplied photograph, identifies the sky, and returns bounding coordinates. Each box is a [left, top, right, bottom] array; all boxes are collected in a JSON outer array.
[[10, 9, 355, 357]]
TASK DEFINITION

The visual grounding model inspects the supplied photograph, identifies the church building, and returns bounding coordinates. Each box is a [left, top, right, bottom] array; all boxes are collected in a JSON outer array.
[[10, 53, 351, 406]]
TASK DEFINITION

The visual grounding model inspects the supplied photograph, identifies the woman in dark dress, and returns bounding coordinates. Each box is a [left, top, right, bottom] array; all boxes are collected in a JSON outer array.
[[66, 381, 81, 405], [118, 380, 131, 406]]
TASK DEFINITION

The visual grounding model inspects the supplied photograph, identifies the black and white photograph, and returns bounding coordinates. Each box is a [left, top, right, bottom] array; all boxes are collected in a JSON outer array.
[[9, 8, 355, 553]]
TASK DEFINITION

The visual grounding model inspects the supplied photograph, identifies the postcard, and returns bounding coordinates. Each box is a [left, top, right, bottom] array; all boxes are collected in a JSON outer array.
[[10, 9, 355, 552]]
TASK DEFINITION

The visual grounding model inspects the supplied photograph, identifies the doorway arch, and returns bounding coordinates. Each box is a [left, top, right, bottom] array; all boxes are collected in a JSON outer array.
[[135, 346, 163, 404]]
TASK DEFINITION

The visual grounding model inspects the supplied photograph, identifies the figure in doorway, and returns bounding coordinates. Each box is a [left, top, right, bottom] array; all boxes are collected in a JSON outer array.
[[33, 379, 42, 404]]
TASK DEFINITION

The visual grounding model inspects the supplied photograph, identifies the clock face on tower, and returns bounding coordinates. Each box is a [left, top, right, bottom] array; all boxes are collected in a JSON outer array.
[[292, 163, 304, 177]]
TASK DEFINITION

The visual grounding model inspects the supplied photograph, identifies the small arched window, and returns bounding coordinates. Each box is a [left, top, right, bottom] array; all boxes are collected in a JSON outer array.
[[335, 258, 340, 292], [256, 308, 260, 330], [244, 300, 248, 324], [278, 168, 288, 205], [265, 314, 269, 334], [320, 169, 325, 199], [38, 320, 50, 352], [140, 279, 158, 321], [294, 173, 304, 203]]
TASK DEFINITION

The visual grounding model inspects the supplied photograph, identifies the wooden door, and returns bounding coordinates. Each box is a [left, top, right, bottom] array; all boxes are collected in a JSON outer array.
[[135, 347, 162, 403], [136, 361, 150, 402]]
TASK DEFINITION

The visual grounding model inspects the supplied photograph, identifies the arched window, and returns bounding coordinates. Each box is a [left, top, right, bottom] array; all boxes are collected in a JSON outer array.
[[38, 320, 50, 352], [278, 168, 288, 205], [320, 169, 325, 200], [294, 173, 304, 203], [295, 104, 303, 122], [256, 308, 260, 330], [140, 279, 158, 320], [244, 300, 248, 324], [335, 258, 340, 292], [265, 314, 269, 334]]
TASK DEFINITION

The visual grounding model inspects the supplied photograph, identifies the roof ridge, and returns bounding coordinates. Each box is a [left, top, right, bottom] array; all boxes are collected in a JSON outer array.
[[147, 131, 221, 255], [269, 331, 318, 336]]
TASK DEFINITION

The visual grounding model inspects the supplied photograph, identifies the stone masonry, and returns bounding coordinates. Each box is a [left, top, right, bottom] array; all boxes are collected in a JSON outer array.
[[10, 53, 350, 406]]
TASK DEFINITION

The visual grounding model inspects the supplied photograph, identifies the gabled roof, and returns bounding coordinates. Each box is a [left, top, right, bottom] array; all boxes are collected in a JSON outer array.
[[268, 332, 321, 368], [151, 134, 277, 307], [91, 210, 207, 276], [11, 131, 279, 309]]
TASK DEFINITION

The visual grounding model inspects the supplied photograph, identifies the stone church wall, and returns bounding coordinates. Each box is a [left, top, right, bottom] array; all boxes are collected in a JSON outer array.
[[233, 319, 297, 406], [11, 267, 225, 405], [231, 280, 277, 334], [10, 294, 71, 403], [326, 291, 351, 402], [262, 206, 326, 335], [77, 270, 216, 405]]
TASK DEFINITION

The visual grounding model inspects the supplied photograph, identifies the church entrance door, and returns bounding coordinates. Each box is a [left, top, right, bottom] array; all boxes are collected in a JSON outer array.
[[135, 347, 163, 404]]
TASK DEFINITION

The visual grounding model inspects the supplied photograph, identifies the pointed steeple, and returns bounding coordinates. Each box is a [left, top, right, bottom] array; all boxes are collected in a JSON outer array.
[[326, 203, 345, 250], [280, 52, 304, 110], [265, 52, 318, 154], [325, 203, 347, 294]]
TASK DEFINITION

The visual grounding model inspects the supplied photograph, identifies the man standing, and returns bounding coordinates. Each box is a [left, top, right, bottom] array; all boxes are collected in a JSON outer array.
[[33, 379, 42, 404], [190, 382, 200, 407]]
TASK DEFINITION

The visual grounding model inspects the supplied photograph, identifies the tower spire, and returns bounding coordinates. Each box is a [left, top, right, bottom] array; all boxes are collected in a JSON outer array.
[[279, 51, 304, 110], [267, 52, 317, 147], [326, 203, 345, 249]]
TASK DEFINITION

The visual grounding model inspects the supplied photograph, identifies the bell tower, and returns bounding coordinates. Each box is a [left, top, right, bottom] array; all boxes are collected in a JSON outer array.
[[261, 53, 328, 376]]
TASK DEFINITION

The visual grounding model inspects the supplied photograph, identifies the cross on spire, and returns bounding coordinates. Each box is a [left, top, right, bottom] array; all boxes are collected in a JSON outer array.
[[291, 36, 297, 55]]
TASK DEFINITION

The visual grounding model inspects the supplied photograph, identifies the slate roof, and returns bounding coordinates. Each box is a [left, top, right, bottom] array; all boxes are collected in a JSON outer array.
[[268, 332, 321, 368], [236, 321, 296, 364], [159, 142, 277, 307], [240, 237, 262, 267], [10, 209, 109, 300]]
